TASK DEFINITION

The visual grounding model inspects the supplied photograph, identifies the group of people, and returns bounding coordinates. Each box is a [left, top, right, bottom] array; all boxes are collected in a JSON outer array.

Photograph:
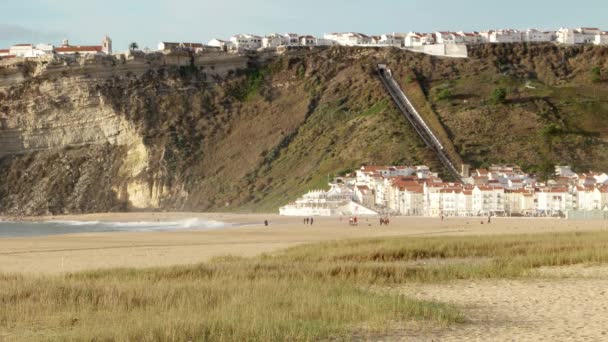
[[379, 217, 390, 225], [303, 217, 314, 225]]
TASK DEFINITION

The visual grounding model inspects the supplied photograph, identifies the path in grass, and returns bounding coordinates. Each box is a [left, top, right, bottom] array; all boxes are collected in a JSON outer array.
[[397, 265, 608, 341]]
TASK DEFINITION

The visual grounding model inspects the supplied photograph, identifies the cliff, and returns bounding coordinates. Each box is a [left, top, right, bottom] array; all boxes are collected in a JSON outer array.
[[1, 44, 607, 214]]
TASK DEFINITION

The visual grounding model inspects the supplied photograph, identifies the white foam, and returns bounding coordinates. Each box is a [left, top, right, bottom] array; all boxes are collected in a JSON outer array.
[[45, 218, 230, 232]]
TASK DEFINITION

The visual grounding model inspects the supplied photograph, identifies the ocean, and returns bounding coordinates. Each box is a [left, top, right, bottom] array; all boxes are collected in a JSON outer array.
[[0, 218, 232, 238]]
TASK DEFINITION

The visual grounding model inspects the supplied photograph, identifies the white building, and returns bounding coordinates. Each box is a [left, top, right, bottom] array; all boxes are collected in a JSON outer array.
[[472, 186, 505, 215], [323, 32, 373, 46], [536, 187, 574, 215], [230, 34, 263, 51], [557, 27, 600, 45], [279, 184, 376, 216], [8, 44, 34, 57], [283, 33, 300, 46], [595, 32, 608, 46], [261, 34, 284, 48], [55, 36, 112, 55], [300, 35, 317, 46], [378, 34, 403, 47], [523, 29, 555, 43], [208, 38, 233, 51], [404, 32, 436, 47], [457, 32, 481, 44], [435, 32, 465, 44], [485, 29, 523, 43]]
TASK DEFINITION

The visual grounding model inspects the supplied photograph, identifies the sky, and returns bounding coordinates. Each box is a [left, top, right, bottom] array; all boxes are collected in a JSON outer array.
[[1, 0, 607, 51]]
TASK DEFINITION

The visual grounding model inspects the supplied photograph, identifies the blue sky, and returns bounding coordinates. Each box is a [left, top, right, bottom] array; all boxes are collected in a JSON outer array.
[[1, 0, 607, 51]]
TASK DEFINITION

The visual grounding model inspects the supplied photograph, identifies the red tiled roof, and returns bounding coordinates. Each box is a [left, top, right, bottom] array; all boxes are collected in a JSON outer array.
[[0, 49, 9, 53], [55, 46, 102, 53], [12, 44, 32, 47]]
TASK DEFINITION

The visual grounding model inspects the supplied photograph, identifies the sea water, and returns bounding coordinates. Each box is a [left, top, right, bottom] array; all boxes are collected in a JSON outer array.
[[0, 218, 231, 238]]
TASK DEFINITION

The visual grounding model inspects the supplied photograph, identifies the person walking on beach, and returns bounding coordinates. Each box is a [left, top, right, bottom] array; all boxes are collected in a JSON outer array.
[[488, 213, 491, 224], [310, 217, 314, 225], [264, 220, 268, 226], [304, 217, 308, 225]]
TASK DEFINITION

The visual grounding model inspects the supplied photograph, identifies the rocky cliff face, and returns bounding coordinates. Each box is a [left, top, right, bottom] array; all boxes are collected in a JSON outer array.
[[1, 45, 607, 215], [0, 49, 429, 214]]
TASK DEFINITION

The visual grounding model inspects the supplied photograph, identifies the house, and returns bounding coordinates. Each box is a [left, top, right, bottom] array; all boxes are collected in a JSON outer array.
[[355, 185, 375, 208], [283, 33, 300, 46], [315, 38, 337, 46], [378, 33, 404, 47], [229, 34, 263, 51], [208, 39, 233, 51], [323, 32, 372, 46], [435, 32, 465, 44], [536, 187, 574, 215], [405, 32, 436, 47], [261, 34, 284, 48], [299, 35, 317, 46], [557, 27, 600, 44], [0, 49, 9, 57], [8, 44, 34, 57], [505, 189, 535, 215], [555, 165, 576, 177], [55, 36, 112, 55], [472, 186, 505, 215], [458, 32, 481, 44], [487, 29, 523, 43], [158, 41, 204, 53], [595, 32, 608, 46], [523, 29, 555, 43]]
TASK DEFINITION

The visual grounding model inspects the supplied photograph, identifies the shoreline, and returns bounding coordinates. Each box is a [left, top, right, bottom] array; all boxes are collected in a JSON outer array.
[[1, 213, 606, 274]]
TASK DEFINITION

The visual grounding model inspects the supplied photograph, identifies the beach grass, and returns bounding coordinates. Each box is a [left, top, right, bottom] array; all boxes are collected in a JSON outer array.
[[3, 231, 608, 341]]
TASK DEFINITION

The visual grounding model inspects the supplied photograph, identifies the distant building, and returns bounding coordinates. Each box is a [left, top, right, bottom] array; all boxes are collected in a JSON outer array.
[[557, 27, 600, 44], [158, 41, 204, 53], [435, 31, 465, 44], [56, 36, 112, 55], [299, 35, 317, 46], [404, 32, 435, 47], [523, 29, 555, 43], [323, 32, 372, 46], [208, 39, 233, 51], [229, 34, 263, 50], [595, 32, 608, 46]]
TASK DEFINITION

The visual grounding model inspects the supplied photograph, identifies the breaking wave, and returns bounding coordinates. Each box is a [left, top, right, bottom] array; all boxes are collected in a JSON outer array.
[[0, 218, 233, 238]]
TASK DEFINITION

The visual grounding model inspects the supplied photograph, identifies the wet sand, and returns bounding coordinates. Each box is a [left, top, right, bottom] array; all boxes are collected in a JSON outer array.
[[0, 213, 605, 274]]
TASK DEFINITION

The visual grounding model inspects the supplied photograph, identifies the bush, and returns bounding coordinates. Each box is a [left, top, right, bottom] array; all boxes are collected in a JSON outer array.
[[489, 87, 507, 104], [591, 66, 601, 83], [436, 88, 453, 101]]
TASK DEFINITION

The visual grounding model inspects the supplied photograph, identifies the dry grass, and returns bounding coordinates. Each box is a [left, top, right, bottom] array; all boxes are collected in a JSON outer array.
[[3, 231, 608, 341]]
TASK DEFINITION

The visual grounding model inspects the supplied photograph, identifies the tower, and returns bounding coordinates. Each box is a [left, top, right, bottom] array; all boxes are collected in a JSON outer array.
[[102, 35, 112, 55]]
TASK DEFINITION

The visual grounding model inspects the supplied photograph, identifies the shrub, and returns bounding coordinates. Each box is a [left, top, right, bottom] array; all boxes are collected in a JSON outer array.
[[591, 66, 602, 83], [436, 88, 453, 101], [489, 87, 507, 104]]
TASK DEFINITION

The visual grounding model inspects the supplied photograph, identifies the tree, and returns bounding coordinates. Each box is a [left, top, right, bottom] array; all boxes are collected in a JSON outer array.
[[489, 87, 507, 104], [129, 42, 139, 51]]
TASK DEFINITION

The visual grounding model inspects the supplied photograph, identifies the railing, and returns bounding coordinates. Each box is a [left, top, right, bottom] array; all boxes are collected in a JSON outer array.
[[377, 64, 462, 181]]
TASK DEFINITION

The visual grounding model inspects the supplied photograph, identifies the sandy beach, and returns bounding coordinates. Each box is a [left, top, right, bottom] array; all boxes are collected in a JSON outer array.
[[0, 212, 605, 274], [2, 213, 608, 341]]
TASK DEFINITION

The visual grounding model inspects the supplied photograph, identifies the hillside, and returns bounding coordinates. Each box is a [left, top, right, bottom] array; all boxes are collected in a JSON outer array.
[[0, 44, 607, 214]]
